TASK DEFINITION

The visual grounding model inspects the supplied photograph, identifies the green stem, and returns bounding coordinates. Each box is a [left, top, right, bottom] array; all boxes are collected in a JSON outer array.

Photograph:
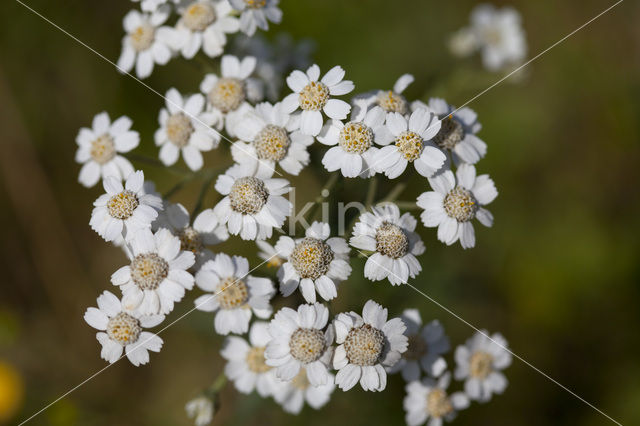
[[380, 181, 408, 204], [395, 201, 419, 210], [192, 172, 217, 216], [365, 175, 378, 208]]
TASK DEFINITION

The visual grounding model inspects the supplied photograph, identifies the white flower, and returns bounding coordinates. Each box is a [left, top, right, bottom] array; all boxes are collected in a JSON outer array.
[[75, 112, 139, 188], [155, 88, 220, 171], [185, 395, 214, 426], [209, 164, 292, 240], [375, 108, 446, 179], [194, 253, 275, 335], [257, 240, 286, 268], [84, 290, 164, 366], [428, 98, 486, 165], [275, 222, 351, 303], [352, 74, 415, 117], [317, 105, 391, 178], [199, 55, 263, 137], [273, 366, 335, 414], [265, 303, 334, 386], [232, 102, 313, 176], [221, 321, 282, 397], [417, 163, 497, 249], [133, 0, 179, 13], [388, 310, 449, 381], [350, 203, 425, 285], [90, 170, 163, 242], [117, 8, 174, 79], [403, 373, 470, 426], [173, 0, 240, 59], [333, 300, 407, 392], [282, 64, 354, 136], [454, 330, 511, 402], [111, 228, 196, 315], [229, 0, 282, 36]]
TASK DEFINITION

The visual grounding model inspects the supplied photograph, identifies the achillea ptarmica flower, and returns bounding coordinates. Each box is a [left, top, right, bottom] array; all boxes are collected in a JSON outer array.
[[256, 240, 286, 268], [454, 330, 511, 402], [84, 290, 164, 366], [282, 64, 354, 136], [194, 253, 275, 335], [111, 228, 196, 315], [232, 102, 313, 176], [75, 112, 139, 188], [132, 0, 179, 13], [375, 108, 446, 179], [117, 7, 174, 79], [388, 310, 449, 381], [155, 88, 220, 171], [265, 303, 334, 386], [403, 372, 470, 426], [229, 0, 282, 36], [427, 98, 486, 165], [333, 300, 408, 392], [90, 170, 163, 242], [209, 165, 292, 240], [275, 222, 351, 303], [317, 105, 391, 178], [350, 203, 425, 285], [273, 367, 335, 414], [352, 74, 415, 117], [173, 0, 240, 59], [417, 163, 497, 249], [185, 395, 214, 426], [221, 321, 281, 397]]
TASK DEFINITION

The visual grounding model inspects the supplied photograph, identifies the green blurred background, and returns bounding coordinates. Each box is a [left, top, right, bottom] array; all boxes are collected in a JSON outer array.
[[1, 0, 639, 424]]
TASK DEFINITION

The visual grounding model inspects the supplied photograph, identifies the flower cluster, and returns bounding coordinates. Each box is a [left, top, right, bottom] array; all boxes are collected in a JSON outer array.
[[76, 1, 520, 424]]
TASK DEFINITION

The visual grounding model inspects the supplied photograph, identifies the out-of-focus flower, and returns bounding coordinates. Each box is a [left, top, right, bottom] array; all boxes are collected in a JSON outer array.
[[273, 366, 335, 414], [256, 240, 286, 268], [403, 372, 470, 426], [132, 0, 179, 13], [185, 395, 214, 426], [229, 0, 282, 36], [352, 74, 415, 117]]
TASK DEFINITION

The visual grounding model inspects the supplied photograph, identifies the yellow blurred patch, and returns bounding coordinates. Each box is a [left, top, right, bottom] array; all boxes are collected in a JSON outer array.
[[0, 360, 24, 423]]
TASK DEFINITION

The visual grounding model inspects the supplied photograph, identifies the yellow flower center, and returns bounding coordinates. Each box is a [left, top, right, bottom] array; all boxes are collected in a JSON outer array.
[[469, 351, 493, 379], [299, 81, 330, 111], [246, 346, 271, 373], [183, 2, 217, 32], [426, 389, 453, 418], [289, 328, 326, 363], [166, 113, 195, 147], [107, 312, 142, 345], [131, 253, 169, 290], [375, 222, 409, 259], [216, 277, 249, 309], [443, 186, 478, 222], [395, 131, 423, 162], [290, 237, 334, 280], [376, 90, 408, 114], [229, 177, 269, 215], [90, 134, 116, 165], [339, 121, 373, 154], [130, 24, 155, 52], [254, 125, 290, 161], [209, 78, 246, 113], [107, 190, 139, 220], [344, 324, 384, 366]]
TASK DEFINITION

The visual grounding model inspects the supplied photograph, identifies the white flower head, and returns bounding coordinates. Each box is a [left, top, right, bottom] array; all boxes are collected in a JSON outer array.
[[273, 366, 335, 414], [75, 112, 139, 188], [388, 310, 450, 381], [173, 0, 240, 59], [90, 170, 163, 242], [352, 74, 415, 118], [221, 321, 282, 397], [194, 253, 275, 335], [265, 303, 334, 387], [117, 7, 174, 79], [454, 330, 512, 402], [232, 102, 313, 176], [417, 163, 497, 249], [133, 0, 179, 13], [282, 64, 354, 136], [350, 203, 425, 285], [155, 88, 220, 171], [84, 290, 164, 366], [185, 395, 214, 426], [403, 372, 470, 426], [275, 222, 351, 303], [428, 98, 486, 165], [257, 239, 286, 269], [333, 300, 408, 392], [111, 227, 196, 315], [229, 0, 282, 36], [375, 108, 446, 179], [210, 164, 292, 240]]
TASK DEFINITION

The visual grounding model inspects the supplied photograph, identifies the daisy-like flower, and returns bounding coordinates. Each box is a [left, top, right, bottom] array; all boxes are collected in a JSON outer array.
[[265, 303, 333, 386], [232, 102, 313, 176], [275, 222, 351, 303], [282, 64, 354, 136], [185, 395, 214, 426], [257, 240, 286, 268], [317, 105, 391, 178], [133, 0, 179, 13], [221, 321, 282, 397], [417, 163, 497, 249], [194, 253, 275, 335], [352, 74, 415, 117], [454, 330, 511, 402], [229, 0, 282, 36], [84, 290, 164, 366], [428, 98, 486, 165], [350, 203, 425, 285], [333, 300, 407, 392], [117, 7, 174, 79], [388, 310, 449, 381], [111, 228, 196, 315], [90, 170, 163, 242], [209, 164, 292, 240], [273, 367, 335, 414], [155, 88, 220, 171], [374, 108, 446, 179], [75, 112, 139, 188], [403, 372, 470, 426], [173, 0, 240, 59]]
